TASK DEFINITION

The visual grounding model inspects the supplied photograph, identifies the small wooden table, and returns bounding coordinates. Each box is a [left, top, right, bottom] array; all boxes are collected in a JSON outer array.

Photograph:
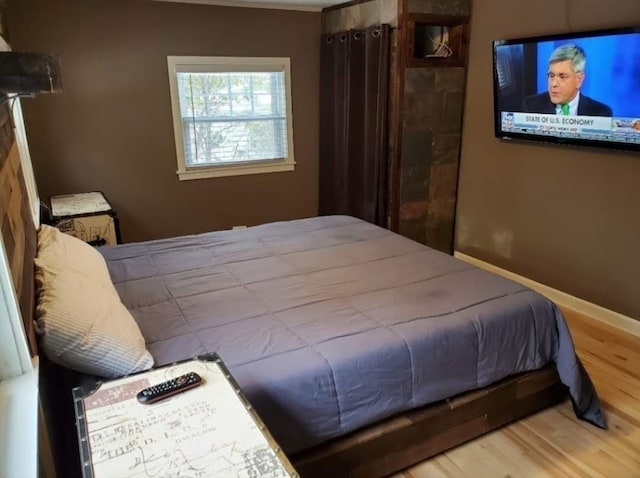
[[73, 355, 298, 478], [50, 191, 121, 246]]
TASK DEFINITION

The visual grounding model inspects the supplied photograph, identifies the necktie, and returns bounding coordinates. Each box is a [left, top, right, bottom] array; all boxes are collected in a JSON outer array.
[[561, 103, 570, 115]]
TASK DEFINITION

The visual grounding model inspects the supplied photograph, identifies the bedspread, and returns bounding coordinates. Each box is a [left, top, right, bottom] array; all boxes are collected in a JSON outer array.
[[101, 216, 604, 453]]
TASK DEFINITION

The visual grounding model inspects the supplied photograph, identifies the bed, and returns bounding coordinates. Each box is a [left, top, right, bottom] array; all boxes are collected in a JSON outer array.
[[97, 215, 603, 476], [0, 132, 604, 477]]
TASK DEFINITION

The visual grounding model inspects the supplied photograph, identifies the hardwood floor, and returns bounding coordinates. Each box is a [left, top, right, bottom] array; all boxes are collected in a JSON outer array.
[[391, 308, 640, 478]]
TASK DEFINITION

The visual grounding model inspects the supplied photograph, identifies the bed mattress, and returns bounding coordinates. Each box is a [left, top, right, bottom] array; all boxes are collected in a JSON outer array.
[[101, 215, 604, 453]]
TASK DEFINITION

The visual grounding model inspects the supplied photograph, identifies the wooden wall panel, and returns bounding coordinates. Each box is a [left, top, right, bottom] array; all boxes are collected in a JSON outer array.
[[0, 104, 37, 355]]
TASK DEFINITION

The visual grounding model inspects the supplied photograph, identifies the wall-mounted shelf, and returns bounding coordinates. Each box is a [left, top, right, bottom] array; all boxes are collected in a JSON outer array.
[[0, 52, 62, 94], [405, 13, 469, 68]]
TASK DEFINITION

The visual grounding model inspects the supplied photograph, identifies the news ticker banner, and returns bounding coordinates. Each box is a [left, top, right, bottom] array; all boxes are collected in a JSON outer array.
[[501, 112, 640, 140]]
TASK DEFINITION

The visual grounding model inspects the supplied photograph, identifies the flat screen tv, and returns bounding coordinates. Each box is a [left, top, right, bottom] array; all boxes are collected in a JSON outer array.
[[493, 26, 640, 152]]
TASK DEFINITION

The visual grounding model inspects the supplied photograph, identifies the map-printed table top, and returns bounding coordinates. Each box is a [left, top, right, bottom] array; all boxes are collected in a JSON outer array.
[[73, 356, 297, 478], [51, 192, 112, 217]]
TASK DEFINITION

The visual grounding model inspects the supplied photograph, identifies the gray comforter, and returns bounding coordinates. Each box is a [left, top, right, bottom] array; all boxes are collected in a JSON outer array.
[[101, 215, 604, 453]]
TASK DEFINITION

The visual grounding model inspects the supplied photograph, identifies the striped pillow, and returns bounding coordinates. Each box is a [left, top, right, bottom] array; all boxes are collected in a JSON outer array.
[[36, 224, 113, 288], [35, 230, 153, 378]]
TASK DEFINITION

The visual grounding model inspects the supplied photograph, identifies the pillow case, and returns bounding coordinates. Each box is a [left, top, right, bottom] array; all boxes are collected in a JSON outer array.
[[35, 226, 154, 377], [36, 224, 113, 289]]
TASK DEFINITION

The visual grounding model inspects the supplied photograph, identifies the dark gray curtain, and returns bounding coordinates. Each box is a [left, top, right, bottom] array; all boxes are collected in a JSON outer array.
[[319, 25, 390, 227]]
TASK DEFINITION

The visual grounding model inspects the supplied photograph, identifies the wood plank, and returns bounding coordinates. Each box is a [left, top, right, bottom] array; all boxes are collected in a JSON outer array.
[[0, 133, 37, 356], [291, 366, 564, 478]]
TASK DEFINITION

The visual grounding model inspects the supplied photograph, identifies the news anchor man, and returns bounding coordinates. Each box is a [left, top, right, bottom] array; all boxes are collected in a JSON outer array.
[[522, 44, 612, 117]]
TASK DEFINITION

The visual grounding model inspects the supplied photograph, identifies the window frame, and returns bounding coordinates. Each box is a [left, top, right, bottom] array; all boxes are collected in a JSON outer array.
[[167, 56, 296, 180], [0, 234, 32, 381]]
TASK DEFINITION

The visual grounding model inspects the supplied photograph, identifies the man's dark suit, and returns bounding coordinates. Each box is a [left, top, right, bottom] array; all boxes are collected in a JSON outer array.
[[521, 93, 612, 117]]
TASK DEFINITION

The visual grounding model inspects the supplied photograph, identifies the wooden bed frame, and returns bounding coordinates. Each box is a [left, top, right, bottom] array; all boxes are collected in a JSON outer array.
[[0, 109, 567, 477], [291, 365, 565, 477]]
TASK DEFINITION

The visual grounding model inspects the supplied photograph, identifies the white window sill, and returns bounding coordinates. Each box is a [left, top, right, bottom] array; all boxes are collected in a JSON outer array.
[[177, 160, 295, 180], [0, 359, 38, 478]]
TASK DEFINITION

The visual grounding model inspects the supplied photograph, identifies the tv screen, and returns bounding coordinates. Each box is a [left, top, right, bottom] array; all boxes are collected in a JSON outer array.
[[493, 26, 640, 152]]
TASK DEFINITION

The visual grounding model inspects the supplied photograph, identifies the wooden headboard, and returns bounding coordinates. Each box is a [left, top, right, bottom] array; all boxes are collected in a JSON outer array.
[[0, 103, 37, 355]]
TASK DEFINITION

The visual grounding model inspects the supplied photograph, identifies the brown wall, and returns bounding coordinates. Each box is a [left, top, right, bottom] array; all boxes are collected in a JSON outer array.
[[458, 0, 640, 319], [6, 0, 320, 242]]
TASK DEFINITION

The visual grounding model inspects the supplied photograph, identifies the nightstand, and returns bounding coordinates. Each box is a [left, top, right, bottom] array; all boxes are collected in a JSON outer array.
[[50, 192, 121, 246], [72, 355, 298, 478]]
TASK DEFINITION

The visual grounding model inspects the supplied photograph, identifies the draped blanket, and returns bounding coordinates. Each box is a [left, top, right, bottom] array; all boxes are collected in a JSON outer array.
[[102, 215, 604, 453]]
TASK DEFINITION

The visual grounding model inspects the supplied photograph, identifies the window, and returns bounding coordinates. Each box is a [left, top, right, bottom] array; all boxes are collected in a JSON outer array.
[[167, 56, 296, 180]]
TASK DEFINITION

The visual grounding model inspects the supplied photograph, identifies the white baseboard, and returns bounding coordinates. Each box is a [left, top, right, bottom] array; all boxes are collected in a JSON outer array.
[[454, 251, 640, 338]]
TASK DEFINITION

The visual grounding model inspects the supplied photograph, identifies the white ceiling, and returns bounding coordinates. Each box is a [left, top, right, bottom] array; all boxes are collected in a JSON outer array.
[[150, 0, 345, 12]]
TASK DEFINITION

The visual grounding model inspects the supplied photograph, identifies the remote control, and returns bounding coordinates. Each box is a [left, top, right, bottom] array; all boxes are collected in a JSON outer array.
[[136, 372, 203, 404]]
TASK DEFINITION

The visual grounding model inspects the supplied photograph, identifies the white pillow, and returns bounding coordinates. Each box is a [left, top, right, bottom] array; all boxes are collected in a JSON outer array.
[[35, 224, 113, 289], [35, 227, 154, 378]]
